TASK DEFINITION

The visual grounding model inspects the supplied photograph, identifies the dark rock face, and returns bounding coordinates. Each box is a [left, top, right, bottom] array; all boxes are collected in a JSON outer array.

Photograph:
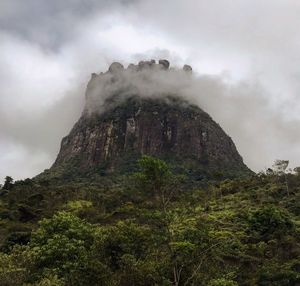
[[50, 60, 251, 178], [53, 97, 250, 176]]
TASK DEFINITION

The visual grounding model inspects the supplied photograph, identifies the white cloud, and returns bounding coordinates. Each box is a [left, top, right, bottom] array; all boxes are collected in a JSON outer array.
[[1, 0, 300, 181]]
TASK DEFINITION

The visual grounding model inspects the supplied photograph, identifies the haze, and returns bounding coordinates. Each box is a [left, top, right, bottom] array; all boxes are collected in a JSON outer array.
[[1, 0, 300, 181]]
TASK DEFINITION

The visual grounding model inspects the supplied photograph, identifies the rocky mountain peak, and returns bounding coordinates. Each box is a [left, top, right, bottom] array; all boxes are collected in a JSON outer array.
[[83, 59, 193, 115], [46, 60, 251, 180]]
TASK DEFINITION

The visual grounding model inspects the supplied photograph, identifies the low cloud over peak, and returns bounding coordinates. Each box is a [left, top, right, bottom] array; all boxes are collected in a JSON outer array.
[[1, 0, 300, 181]]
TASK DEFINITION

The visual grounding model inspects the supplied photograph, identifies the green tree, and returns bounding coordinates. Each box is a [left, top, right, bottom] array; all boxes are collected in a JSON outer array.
[[248, 205, 294, 240], [134, 155, 181, 212], [3, 176, 13, 191], [208, 278, 238, 286], [28, 212, 109, 285], [0, 242, 37, 286], [272, 160, 290, 196], [92, 221, 162, 285], [29, 275, 65, 286]]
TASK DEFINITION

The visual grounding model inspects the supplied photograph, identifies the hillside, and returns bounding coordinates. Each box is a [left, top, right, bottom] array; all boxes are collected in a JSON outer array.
[[0, 61, 299, 286], [0, 157, 300, 285]]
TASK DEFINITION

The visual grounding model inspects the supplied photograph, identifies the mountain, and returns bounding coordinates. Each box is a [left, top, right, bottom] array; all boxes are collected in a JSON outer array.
[[44, 60, 251, 180], [1, 60, 299, 286]]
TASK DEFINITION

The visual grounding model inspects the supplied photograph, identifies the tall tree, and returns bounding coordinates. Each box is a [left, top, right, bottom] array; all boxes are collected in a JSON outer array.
[[2, 176, 13, 191], [135, 155, 179, 212], [272, 160, 290, 196], [134, 156, 183, 284]]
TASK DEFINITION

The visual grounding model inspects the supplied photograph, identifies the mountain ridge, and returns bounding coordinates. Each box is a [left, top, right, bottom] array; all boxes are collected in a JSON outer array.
[[42, 60, 251, 180]]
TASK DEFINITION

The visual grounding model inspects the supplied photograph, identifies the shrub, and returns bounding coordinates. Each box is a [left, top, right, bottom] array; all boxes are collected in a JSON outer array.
[[248, 206, 294, 240]]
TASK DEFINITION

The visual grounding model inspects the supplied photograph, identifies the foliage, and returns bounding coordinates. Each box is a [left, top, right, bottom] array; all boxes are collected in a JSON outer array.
[[27, 275, 65, 286], [3, 176, 14, 191], [247, 205, 294, 240], [208, 278, 238, 286], [0, 157, 300, 285]]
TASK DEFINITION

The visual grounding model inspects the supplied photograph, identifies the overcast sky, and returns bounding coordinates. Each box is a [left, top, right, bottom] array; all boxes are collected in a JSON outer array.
[[1, 0, 300, 182]]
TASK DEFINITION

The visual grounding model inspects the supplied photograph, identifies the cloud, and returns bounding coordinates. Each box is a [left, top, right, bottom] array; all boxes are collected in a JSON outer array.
[[84, 63, 300, 172], [0, 0, 137, 49], [0, 0, 300, 182], [0, 139, 51, 182], [129, 0, 300, 114]]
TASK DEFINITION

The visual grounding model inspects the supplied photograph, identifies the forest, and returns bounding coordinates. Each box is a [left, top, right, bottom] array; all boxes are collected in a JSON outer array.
[[0, 156, 299, 286]]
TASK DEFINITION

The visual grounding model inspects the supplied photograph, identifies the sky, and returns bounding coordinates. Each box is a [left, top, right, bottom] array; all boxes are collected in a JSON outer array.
[[1, 0, 300, 182]]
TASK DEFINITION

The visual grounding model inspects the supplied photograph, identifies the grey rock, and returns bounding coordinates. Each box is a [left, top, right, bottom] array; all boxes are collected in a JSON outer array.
[[91, 73, 98, 79], [108, 62, 124, 73], [138, 60, 153, 69], [127, 63, 138, 71], [158, 59, 170, 69], [183, 65, 192, 73]]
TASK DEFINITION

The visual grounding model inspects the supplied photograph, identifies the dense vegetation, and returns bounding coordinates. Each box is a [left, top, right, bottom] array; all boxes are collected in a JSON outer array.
[[0, 157, 299, 285]]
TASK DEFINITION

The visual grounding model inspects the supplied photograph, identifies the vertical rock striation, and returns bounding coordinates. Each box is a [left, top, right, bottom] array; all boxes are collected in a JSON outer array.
[[49, 60, 251, 178]]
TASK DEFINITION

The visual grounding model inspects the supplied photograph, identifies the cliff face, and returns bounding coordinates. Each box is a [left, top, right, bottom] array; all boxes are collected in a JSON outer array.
[[49, 60, 251, 179]]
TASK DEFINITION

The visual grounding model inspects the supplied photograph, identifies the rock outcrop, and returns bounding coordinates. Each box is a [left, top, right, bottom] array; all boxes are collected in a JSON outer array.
[[48, 60, 251, 179]]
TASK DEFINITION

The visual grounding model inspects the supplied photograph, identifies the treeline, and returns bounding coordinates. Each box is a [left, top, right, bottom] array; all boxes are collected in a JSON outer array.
[[0, 156, 299, 285]]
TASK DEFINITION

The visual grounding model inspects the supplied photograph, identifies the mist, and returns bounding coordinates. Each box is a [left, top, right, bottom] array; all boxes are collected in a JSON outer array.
[[83, 61, 300, 172], [1, 0, 300, 181]]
